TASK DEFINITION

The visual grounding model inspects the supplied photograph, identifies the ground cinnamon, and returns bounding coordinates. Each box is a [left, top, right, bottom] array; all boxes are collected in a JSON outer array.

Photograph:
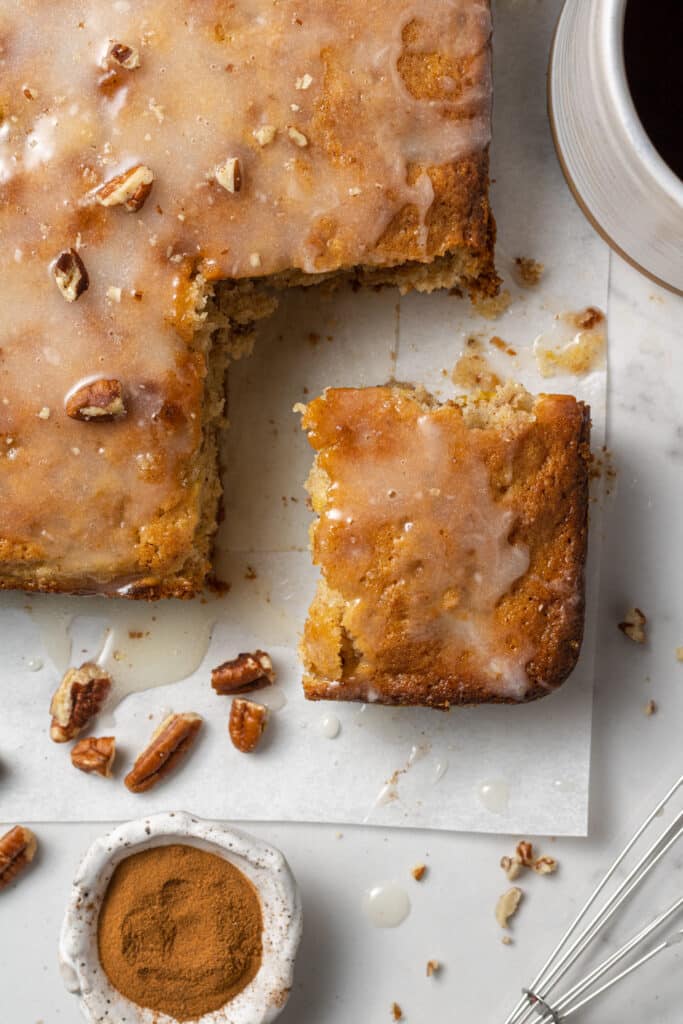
[[98, 844, 263, 1021]]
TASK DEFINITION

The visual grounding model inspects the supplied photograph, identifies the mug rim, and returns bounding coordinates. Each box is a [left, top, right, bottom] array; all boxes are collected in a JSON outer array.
[[547, 0, 683, 296], [603, 0, 683, 204]]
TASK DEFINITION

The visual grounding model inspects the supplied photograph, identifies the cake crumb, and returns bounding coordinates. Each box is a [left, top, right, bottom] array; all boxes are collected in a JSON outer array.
[[588, 446, 617, 493], [513, 256, 544, 287], [676, 647, 683, 662], [426, 959, 440, 977], [569, 307, 604, 331], [391, 1003, 403, 1021], [501, 935, 513, 946], [411, 863, 427, 881], [207, 576, 231, 595], [535, 307, 605, 378], [452, 351, 501, 391], [644, 699, 657, 716], [472, 289, 512, 320], [489, 335, 516, 356], [618, 607, 647, 644], [536, 332, 605, 377], [244, 565, 258, 581], [496, 887, 523, 928]]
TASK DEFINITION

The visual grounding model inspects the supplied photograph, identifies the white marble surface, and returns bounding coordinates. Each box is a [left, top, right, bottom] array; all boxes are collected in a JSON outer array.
[[2, 255, 682, 1023]]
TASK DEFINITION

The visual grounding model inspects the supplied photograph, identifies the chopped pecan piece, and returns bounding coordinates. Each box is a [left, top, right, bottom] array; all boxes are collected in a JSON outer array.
[[500, 855, 523, 881], [71, 736, 116, 777], [211, 650, 275, 695], [618, 607, 647, 644], [253, 124, 276, 147], [125, 712, 203, 792], [411, 863, 427, 881], [96, 164, 154, 211], [49, 663, 112, 743], [229, 698, 269, 753], [287, 125, 308, 147], [65, 378, 126, 421], [215, 157, 242, 193], [52, 248, 89, 302], [515, 840, 535, 867], [495, 886, 523, 929], [0, 826, 37, 892], [426, 959, 440, 977], [391, 1004, 403, 1022], [533, 855, 558, 876], [109, 42, 141, 70]]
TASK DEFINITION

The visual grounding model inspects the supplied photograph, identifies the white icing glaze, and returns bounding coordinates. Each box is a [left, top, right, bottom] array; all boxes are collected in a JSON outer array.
[[96, 600, 215, 700], [316, 396, 532, 697], [318, 713, 341, 738], [361, 881, 411, 928], [477, 778, 510, 814]]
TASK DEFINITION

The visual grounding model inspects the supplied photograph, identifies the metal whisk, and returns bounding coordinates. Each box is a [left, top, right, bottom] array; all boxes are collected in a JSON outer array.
[[504, 774, 683, 1023]]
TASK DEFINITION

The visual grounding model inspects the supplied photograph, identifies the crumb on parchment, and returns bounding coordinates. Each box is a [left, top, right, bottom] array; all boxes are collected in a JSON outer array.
[[534, 307, 605, 379], [472, 289, 512, 320], [452, 351, 501, 391], [513, 256, 544, 287]]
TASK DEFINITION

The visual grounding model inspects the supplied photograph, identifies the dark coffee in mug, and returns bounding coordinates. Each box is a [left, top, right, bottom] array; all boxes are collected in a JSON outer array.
[[623, 0, 683, 181]]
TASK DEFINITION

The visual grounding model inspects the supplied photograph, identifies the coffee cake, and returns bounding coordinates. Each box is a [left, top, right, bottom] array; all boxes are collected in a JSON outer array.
[[299, 384, 590, 706], [0, 0, 496, 596]]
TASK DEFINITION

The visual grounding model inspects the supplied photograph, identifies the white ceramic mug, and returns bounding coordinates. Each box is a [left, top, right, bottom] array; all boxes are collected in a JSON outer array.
[[549, 0, 683, 294]]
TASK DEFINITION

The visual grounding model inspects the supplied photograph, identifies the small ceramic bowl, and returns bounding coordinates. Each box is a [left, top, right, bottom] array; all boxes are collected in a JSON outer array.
[[549, 0, 683, 294], [59, 812, 303, 1024]]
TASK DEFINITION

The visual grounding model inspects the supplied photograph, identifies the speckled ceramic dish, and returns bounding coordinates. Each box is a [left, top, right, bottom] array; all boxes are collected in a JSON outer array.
[[59, 812, 303, 1024]]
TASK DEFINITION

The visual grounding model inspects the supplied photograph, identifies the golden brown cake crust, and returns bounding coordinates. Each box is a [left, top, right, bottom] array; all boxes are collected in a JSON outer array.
[[300, 386, 591, 707]]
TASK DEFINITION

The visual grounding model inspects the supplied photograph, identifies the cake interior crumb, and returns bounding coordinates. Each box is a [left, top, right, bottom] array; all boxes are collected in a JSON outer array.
[[513, 256, 544, 288], [472, 289, 512, 320]]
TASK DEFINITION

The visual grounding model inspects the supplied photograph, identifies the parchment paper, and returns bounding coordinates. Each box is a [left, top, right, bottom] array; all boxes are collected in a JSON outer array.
[[0, 1, 608, 834]]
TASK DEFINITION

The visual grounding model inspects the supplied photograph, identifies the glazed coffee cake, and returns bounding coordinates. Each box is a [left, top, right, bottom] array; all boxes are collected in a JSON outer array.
[[0, 0, 496, 596], [299, 385, 590, 707]]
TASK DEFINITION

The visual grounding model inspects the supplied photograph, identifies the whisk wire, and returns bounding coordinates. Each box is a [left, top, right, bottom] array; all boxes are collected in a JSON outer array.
[[533, 897, 683, 1024], [504, 774, 683, 1024]]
